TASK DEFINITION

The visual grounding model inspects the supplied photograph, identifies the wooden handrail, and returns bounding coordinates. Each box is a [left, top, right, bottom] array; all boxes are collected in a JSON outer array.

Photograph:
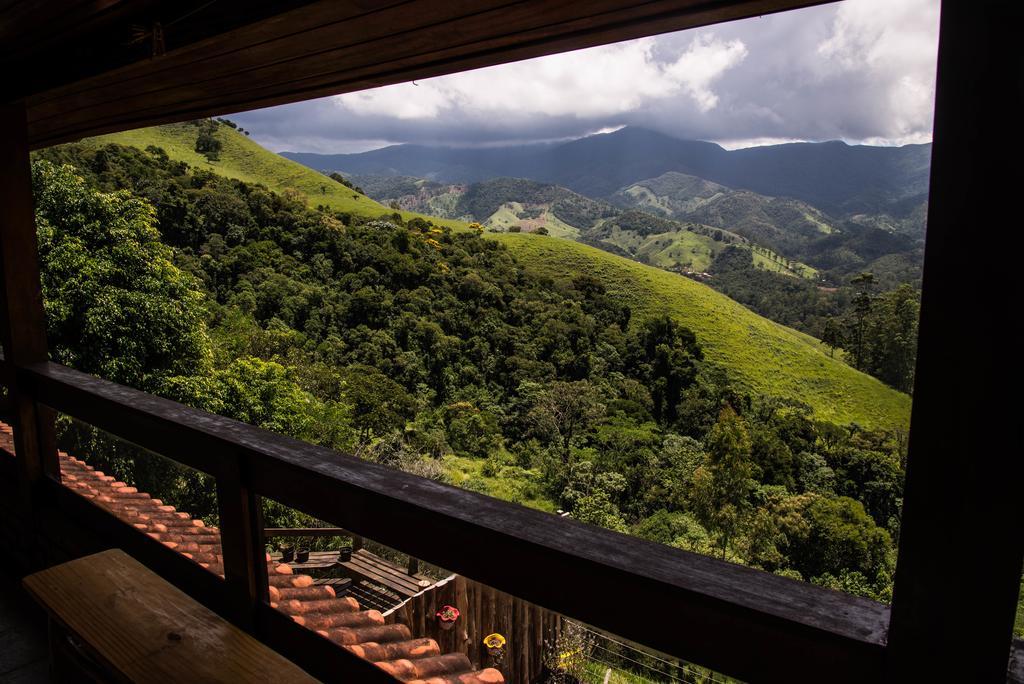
[[18, 360, 888, 683]]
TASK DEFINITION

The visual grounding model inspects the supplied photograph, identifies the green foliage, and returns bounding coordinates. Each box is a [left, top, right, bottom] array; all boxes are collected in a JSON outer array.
[[193, 119, 223, 161], [693, 406, 756, 558], [791, 495, 894, 593], [32, 160, 212, 390], [495, 233, 911, 430], [33, 138, 913, 604], [626, 316, 703, 423]]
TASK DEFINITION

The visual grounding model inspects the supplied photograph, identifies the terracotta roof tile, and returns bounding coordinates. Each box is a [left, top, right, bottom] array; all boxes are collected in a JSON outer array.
[[0, 421, 504, 684]]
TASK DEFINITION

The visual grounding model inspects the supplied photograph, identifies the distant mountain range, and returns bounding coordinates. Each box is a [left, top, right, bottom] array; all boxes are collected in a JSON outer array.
[[282, 126, 931, 221], [348, 174, 819, 279]]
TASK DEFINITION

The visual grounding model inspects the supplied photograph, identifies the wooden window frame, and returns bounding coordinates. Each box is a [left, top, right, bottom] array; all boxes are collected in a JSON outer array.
[[1, 1, 1022, 682]]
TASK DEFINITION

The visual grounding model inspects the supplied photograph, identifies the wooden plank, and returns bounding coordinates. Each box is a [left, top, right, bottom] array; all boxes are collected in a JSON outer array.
[[884, 2, 1024, 682], [352, 550, 424, 592], [342, 555, 422, 596], [19, 0, 831, 147], [23, 549, 317, 683], [19, 359, 888, 683]]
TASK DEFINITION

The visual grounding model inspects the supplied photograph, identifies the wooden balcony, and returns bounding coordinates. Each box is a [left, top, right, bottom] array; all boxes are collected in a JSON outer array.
[[0, 0, 1022, 682]]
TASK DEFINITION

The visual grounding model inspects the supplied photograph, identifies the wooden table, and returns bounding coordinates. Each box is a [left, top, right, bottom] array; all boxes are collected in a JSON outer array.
[[340, 549, 433, 598], [23, 549, 318, 683]]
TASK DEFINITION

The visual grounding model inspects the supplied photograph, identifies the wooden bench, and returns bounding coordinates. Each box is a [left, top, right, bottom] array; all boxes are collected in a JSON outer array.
[[22, 549, 319, 683]]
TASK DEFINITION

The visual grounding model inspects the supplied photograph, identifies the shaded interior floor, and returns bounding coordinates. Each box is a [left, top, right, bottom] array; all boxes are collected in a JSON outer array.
[[0, 565, 47, 683]]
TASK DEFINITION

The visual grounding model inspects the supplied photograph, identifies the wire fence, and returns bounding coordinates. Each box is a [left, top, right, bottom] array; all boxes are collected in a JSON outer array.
[[565, 619, 733, 684]]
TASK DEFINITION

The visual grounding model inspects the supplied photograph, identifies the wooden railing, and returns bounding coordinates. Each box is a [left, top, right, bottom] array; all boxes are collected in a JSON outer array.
[[6, 358, 891, 683]]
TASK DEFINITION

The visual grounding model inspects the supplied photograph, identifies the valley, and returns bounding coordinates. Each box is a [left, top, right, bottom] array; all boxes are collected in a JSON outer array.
[[34, 119, 916, 614]]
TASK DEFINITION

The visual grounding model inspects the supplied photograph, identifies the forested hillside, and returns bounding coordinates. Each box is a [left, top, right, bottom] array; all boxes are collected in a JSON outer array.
[[33, 124, 913, 604], [305, 129, 923, 387]]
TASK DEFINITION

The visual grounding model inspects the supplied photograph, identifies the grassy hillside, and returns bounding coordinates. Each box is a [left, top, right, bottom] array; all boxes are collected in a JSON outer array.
[[87, 123, 469, 230], [89, 123, 909, 430], [494, 233, 910, 429]]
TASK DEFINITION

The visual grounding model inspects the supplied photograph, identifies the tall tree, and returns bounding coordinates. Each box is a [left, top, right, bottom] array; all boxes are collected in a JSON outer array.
[[626, 316, 703, 424], [529, 380, 605, 464], [693, 406, 755, 559]]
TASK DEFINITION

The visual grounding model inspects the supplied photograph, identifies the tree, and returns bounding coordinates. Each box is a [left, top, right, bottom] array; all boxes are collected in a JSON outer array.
[[341, 364, 417, 442], [859, 284, 919, 392], [846, 272, 876, 366], [693, 406, 755, 558], [785, 495, 893, 588], [626, 316, 703, 424], [33, 160, 212, 390], [821, 316, 844, 358], [194, 120, 223, 161], [560, 460, 627, 532], [529, 381, 605, 464], [213, 358, 317, 438]]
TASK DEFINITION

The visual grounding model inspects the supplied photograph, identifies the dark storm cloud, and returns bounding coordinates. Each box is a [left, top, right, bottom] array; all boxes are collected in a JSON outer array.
[[228, 0, 939, 153]]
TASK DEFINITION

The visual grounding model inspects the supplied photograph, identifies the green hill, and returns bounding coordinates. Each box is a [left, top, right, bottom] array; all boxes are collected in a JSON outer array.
[[93, 122, 910, 430], [495, 233, 909, 429], [87, 122, 469, 230]]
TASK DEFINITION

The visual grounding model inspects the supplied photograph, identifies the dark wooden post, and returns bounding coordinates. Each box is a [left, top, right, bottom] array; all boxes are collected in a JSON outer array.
[[216, 459, 269, 630], [885, 1, 1024, 681], [0, 102, 59, 517]]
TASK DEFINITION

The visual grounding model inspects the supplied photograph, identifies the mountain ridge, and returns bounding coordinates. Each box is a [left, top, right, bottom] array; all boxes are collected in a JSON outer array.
[[282, 126, 931, 218]]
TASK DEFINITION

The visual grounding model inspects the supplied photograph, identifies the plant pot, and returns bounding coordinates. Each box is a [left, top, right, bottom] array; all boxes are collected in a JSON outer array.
[[295, 548, 309, 563], [280, 545, 294, 563], [337, 547, 352, 562], [436, 605, 459, 630]]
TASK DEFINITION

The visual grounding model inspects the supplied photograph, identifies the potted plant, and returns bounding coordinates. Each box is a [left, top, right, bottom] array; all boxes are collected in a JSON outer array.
[[483, 633, 506, 659], [436, 605, 460, 631], [295, 548, 309, 563], [279, 544, 294, 563]]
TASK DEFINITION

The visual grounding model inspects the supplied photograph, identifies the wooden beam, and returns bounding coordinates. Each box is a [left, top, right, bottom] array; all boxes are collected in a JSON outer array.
[[885, 1, 1024, 681], [19, 360, 888, 684], [216, 463, 270, 629], [18, 0, 833, 148], [0, 103, 58, 513]]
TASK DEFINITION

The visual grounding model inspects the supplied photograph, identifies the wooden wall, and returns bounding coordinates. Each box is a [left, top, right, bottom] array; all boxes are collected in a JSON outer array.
[[385, 574, 563, 684]]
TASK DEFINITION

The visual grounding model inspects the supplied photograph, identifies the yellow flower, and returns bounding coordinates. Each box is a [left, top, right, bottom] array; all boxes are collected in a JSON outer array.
[[483, 633, 506, 649]]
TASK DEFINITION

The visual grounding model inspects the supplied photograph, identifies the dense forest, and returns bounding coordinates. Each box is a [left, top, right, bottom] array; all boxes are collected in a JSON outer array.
[[33, 141, 907, 602]]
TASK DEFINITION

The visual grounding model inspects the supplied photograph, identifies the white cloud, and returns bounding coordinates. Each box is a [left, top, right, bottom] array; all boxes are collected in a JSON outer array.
[[665, 34, 748, 111], [234, 0, 940, 152], [335, 32, 747, 120], [815, 0, 939, 140]]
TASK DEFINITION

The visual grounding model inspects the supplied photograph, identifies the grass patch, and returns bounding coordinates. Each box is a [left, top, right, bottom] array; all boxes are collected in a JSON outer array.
[[88, 122, 470, 231], [494, 233, 911, 430], [443, 454, 556, 512]]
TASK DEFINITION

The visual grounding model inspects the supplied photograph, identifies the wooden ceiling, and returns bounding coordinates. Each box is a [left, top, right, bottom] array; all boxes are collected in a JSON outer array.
[[2, 0, 831, 149]]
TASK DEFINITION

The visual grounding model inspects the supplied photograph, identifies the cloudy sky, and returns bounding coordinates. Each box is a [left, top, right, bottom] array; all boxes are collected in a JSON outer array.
[[230, 0, 940, 154]]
